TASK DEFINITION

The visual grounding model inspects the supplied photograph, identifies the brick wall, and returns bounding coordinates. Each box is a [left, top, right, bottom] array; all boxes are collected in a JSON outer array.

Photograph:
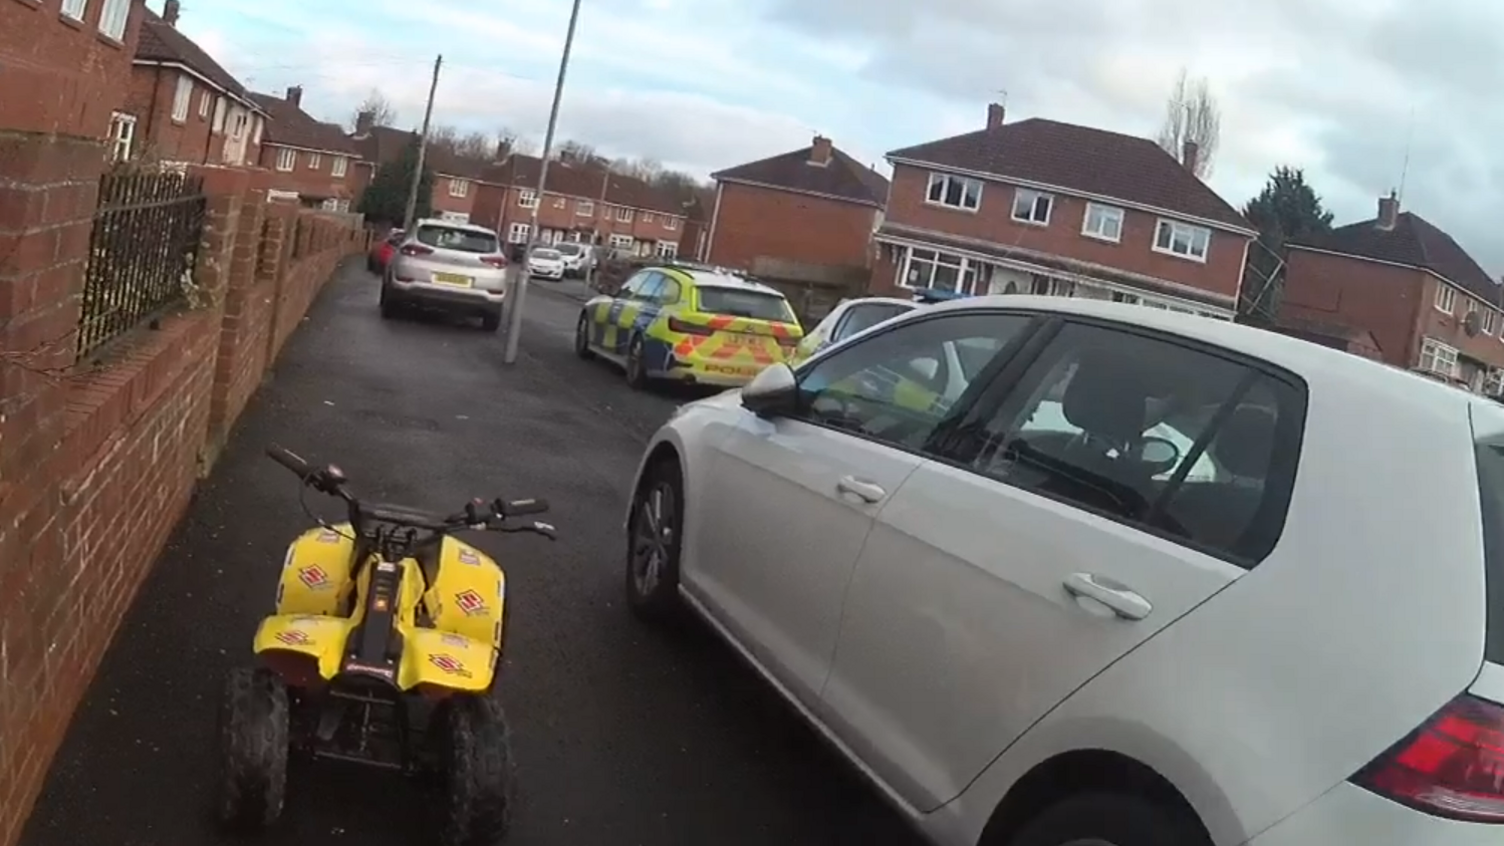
[[0, 0, 143, 138], [1280, 249, 1425, 369], [0, 150, 362, 845], [707, 181, 879, 271]]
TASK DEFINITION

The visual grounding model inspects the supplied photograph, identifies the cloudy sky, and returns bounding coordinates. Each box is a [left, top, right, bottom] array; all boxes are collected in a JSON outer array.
[[166, 0, 1504, 273]]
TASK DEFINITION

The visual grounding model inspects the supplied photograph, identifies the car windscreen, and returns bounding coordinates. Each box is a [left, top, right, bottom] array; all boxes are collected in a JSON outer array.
[[532, 249, 561, 260], [696, 286, 794, 322], [415, 225, 497, 254], [1473, 431, 1504, 663], [555, 244, 584, 256]]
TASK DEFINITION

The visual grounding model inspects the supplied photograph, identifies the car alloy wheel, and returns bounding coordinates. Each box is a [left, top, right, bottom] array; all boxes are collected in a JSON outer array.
[[574, 314, 595, 359], [625, 337, 647, 389], [631, 481, 675, 597]]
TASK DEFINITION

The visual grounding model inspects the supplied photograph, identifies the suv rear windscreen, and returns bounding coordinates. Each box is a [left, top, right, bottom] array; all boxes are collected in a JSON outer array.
[[1474, 436, 1504, 663], [415, 225, 497, 254], [697, 287, 794, 322]]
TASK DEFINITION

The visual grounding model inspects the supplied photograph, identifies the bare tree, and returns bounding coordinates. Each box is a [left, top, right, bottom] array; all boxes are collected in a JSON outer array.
[[1155, 68, 1220, 179], [351, 90, 399, 130]]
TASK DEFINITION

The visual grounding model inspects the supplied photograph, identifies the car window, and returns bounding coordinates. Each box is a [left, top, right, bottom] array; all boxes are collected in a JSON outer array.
[[697, 286, 795, 322], [795, 313, 1030, 452], [415, 225, 496, 253], [658, 276, 682, 305], [959, 321, 1304, 566], [618, 271, 650, 299], [532, 249, 561, 260], [557, 244, 583, 256], [385, 230, 405, 245], [1473, 431, 1504, 664], [634, 272, 665, 302], [834, 303, 914, 343]]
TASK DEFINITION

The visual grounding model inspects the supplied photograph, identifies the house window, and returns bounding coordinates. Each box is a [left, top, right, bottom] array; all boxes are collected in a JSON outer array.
[[926, 172, 983, 211], [212, 97, 226, 134], [61, 0, 87, 20], [1153, 219, 1211, 262], [98, 0, 129, 40], [665, 216, 678, 231], [275, 148, 296, 172], [331, 156, 347, 178], [1011, 189, 1053, 225], [609, 234, 634, 249], [656, 241, 678, 259], [643, 212, 655, 224], [321, 198, 340, 211], [198, 91, 211, 118], [1111, 290, 1140, 305], [1484, 309, 1496, 335], [518, 189, 538, 208], [171, 75, 193, 123], [1487, 369, 1504, 396], [616, 207, 633, 223], [576, 200, 593, 216], [108, 112, 136, 163], [1435, 284, 1456, 314], [552, 197, 566, 209], [449, 179, 469, 198], [1419, 337, 1459, 378], [1083, 203, 1124, 242], [307, 153, 322, 170], [251, 115, 263, 145], [902, 247, 977, 293], [508, 222, 531, 243]]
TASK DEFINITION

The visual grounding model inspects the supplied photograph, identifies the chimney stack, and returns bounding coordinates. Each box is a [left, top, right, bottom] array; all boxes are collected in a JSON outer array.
[[354, 109, 374, 136], [163, 0, 180, 25], [286, 85, 303, 108], [808, 135, 832, 166], [1377, 191, 1400, 231], [494, 138, 512, 162], [1182, 139, 1200, 175], [987, 102, 1006, 130]]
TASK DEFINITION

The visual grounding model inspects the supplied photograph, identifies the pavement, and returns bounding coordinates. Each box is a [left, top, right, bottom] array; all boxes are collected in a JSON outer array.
[[19, 264, 921, 846]]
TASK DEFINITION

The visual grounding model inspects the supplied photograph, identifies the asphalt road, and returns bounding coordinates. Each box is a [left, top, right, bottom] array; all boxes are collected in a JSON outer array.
[[19, 266, 922, 846]]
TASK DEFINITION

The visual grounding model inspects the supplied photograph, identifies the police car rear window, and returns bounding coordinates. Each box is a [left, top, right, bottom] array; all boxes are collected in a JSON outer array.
[[697, 287, 793, 322]]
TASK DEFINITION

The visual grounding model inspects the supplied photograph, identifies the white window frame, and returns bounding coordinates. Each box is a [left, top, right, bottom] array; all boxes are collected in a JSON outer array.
[[98, 0, 129, 40], [251, 115, 263, 145], [507, 222, 531, 244], [1435, 284, 1456, 314], [307, 152, 322, 170], [609, 234, 634, 249], [198, 91, 211, 118], [211, 97, 226, 134], [61, 0, 87, 22], [1484, 309, 1496, 336], [643, 212, 655, 224], [449, 178, 469, 198], [552, 196, 567, 209], [331, 156, 347, 178], [1487, 368, 1504, 396], [926, 172, 983, 212], [616, 207, 633, 223], [171, 75, 193, 123], [900, 246, 978, 293], [1082, 202, 1124, 242], [518, 189, 538, 208], [665, 216, 678, 231], [656, 241, 678, 259], [1153, 219, 1211, 263], [274, 147, 296, 172], [576, 200, 593, 216], [1419, 337, 1459, 378], [1011, 189, 1053, 226], [108, 112, 136, 163]]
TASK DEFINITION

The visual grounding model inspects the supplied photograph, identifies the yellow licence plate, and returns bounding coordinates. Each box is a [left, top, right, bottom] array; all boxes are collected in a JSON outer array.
[[432, 272, 473, 287]]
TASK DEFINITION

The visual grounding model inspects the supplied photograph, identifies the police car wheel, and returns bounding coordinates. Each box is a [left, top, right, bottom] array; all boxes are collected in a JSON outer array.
[[574, 314, 596, 360], [625, 336, 648, 390], [626, 460, 683, 621]]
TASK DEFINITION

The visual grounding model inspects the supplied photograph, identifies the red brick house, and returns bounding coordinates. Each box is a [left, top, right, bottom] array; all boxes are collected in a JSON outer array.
[[706, 135, 889, 271], [348, 121, 490, 224], [872, 103, 1257, 318], [1, 0, 144, 141], [1281, 193, 1504, 393], [250, 87, 362, 210], [123, 1, 264, 169]]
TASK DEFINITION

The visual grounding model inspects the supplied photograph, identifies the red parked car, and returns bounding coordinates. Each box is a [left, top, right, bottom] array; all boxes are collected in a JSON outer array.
[[366, 228, 404, 274]]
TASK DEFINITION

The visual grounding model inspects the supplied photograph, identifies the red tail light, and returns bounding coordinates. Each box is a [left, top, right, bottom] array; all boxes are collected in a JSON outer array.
[[668, 317, 714, 336], [1352, 693, 1504, 822], [400, 244, 433, 257], [480, 255, 508, 268]]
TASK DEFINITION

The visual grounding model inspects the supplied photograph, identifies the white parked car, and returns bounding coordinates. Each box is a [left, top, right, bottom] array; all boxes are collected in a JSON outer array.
[[527, 247, 566, 280], [791, 296, 920, 365], [622, 294, 1504, 846]]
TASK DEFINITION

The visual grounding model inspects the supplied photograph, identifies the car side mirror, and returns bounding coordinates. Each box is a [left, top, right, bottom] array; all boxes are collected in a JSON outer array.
[[741, 364, 799, 418]]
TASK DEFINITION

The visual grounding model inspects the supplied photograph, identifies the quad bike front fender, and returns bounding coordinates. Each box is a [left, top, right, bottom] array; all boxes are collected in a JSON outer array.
[[275, 524, 357, 617], [254, 615, 496, 692]]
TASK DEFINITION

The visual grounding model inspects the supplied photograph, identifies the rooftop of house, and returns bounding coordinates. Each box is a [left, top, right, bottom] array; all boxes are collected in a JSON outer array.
[[134, 8, 256, 109], [711, 136, 890, 208], [248, 89, 360, 157], [1292, 197, 1503, 307], [887, 106, 1250, 231]]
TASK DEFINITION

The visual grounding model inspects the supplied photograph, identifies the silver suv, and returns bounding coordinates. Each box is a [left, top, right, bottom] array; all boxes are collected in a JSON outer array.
[[382, 219, 509, 331]]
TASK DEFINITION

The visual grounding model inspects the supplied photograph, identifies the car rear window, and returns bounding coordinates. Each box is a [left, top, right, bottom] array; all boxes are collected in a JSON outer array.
[[1473, 436, 1504, 663], [415, 225, 497, 254], [533, 249, 561, 260], [556, 244, 584, 256], [696, 286, 795, 322]]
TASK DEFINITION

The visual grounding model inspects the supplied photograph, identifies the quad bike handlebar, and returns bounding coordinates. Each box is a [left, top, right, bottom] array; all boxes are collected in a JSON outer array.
[[265, 444, 556, 541]]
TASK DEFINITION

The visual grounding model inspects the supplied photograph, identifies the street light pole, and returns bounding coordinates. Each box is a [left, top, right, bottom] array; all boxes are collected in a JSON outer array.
[[503, 0, 583, 365]]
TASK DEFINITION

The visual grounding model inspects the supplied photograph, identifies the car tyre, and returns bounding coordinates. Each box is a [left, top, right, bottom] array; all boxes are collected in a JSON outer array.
[[216, 667, 290, 830], [480, 309, 502, 333], [574, 313, 596, 360], [434, 694, 514, 846], [625, 458, 684, 622], [1004, 793, 1208, 846], [625, 335, 649, 390], [379, 283, 400, 320]]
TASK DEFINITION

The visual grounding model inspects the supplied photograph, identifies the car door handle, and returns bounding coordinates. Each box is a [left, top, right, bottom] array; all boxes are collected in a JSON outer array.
[[836, 476, 886, 503], [1063, 572, 1152, 620]]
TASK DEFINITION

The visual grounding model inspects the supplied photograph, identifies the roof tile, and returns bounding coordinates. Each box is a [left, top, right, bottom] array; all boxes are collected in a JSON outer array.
[[247, 93, 360, 156], [712, 143, 889, 207], [1293, 211, 1503, 306], [134, 10, 253, 106]]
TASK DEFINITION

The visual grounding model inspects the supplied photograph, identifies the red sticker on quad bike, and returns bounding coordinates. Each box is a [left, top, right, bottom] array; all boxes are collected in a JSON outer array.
[[429, 653, 472, 678], [454, 589, 488, 616], [276, 630, 312, 646], [298, 566, 331, 589]]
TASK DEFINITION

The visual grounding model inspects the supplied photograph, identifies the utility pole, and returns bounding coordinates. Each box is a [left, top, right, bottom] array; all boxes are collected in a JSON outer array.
[[503, 0, 582, 365], [583, 168, 609, 290], [403, 53, 442, 230]]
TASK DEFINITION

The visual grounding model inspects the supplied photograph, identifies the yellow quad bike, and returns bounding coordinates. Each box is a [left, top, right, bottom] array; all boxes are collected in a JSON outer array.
[[217, 445, 557, 846]]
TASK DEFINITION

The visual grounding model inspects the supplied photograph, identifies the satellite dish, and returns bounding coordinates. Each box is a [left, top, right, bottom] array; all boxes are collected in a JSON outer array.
[[1465, 310, 1483, 337]]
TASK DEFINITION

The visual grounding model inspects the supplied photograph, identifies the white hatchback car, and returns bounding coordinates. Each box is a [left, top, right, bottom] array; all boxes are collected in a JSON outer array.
[[622, 295, 1504, 846]]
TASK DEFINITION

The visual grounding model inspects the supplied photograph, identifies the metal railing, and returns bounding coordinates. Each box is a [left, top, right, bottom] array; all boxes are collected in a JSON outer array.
[[77, 172, 207, 360]]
